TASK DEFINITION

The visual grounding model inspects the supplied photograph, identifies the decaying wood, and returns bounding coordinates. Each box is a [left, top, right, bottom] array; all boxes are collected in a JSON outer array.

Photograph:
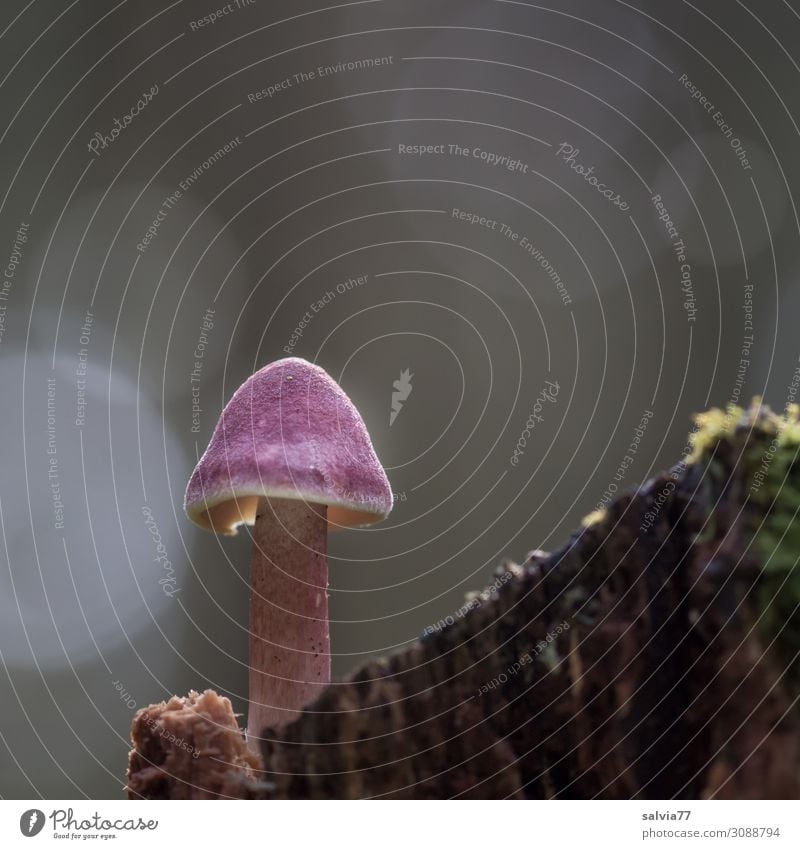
[[128, 408, 800, 799]]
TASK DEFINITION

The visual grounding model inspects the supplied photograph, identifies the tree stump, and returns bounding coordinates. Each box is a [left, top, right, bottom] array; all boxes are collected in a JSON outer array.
[[128, 403, 800, 799]]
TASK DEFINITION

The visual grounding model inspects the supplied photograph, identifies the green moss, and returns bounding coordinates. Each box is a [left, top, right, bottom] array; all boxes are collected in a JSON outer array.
[[689, 400, 800, 686], [581, 508, 607, 528], [688, 400, 800, 466], [573, 400, 799, 686]]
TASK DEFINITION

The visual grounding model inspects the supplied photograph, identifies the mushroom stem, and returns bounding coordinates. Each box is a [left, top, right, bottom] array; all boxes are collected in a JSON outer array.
[[246, 496, 329, 748]]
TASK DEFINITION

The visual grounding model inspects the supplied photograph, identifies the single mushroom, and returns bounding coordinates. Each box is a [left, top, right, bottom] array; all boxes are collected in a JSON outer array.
[[184, 357, 392, 748]]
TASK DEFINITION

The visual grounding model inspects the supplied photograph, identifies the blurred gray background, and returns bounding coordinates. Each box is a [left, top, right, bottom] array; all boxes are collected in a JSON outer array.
[[1, 0, 798, 797]]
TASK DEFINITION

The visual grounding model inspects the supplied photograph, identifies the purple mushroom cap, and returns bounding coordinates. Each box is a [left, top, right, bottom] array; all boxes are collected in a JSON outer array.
[[184, 358, 393, 534]]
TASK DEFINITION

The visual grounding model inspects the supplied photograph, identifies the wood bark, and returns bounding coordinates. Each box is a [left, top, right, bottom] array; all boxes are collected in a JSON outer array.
[[129, 413, 800, 799]]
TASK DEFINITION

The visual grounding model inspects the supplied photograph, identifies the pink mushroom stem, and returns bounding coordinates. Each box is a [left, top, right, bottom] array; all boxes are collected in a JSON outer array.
[[247, 496, 330, 746]]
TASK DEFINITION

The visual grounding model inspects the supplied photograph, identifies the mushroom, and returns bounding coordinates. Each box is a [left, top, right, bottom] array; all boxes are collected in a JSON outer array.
[[184, 357, 392, 748]]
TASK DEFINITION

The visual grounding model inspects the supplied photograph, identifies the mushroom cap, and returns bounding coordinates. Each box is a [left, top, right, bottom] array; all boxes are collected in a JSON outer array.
[[184, 358, 392, 534]]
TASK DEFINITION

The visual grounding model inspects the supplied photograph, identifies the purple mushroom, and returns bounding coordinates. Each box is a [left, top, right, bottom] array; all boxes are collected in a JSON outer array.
[[185, 357, 392, 747]]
